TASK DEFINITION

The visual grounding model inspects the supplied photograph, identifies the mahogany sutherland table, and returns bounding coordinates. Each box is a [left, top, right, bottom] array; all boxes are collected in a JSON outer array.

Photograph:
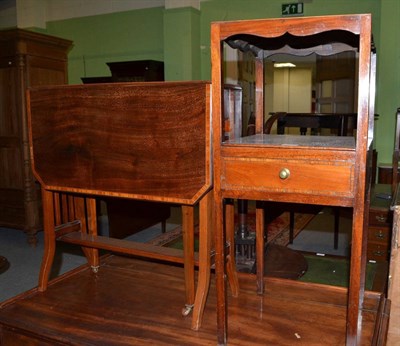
[[211, 14, 376, 345], [26, 81, 215, 330]]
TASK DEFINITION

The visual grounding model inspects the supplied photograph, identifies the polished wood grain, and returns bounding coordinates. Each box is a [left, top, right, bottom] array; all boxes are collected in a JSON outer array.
[[27, 81, 213, 330], [211, 14, 374, 345], [28, 82, 211, 204], [0, 255, 388, 345]]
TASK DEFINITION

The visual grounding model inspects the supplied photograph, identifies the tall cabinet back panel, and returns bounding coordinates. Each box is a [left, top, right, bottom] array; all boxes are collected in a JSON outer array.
[[0, 29, 72, 245]]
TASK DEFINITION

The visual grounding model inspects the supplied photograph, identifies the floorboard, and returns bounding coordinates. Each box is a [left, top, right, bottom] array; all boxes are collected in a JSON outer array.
[[0, 255, 385, 345]]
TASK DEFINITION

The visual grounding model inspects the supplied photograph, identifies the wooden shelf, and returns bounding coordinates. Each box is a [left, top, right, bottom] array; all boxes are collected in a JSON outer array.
[[224, 133, 355, 149]]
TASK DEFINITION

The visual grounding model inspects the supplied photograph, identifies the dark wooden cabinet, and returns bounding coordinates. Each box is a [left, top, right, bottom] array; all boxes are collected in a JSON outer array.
[[0, 29, 72, 244], [368, 184, 393, 262], [81, 60, 164, 84], [107, 60, 164, 82]]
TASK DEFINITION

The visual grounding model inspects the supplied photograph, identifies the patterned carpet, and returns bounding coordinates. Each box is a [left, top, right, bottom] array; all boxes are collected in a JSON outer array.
[[147, 211, 316, 248]]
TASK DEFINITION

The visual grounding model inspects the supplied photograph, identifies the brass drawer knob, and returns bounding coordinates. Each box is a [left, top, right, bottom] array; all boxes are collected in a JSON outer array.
[[279, 168, 290, 180], [375, 231, 385, 239]]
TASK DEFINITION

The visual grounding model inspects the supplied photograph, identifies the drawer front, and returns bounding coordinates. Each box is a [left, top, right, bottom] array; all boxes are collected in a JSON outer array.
[[367, 242, 389, 262], [367, 225, 391, 244], [368, 208, 391, 226], [221, 157, 354, 197]]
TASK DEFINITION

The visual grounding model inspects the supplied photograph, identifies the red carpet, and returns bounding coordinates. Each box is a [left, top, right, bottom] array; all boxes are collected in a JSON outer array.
[[148, 211, 316, 247]]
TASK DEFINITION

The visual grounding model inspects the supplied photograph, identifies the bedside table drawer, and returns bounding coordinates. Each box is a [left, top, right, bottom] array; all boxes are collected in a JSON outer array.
[[367, 242, 389, 262], [367, 225, 391, 243], [368, 208, 391, 226], [221, 157, 354, 197]]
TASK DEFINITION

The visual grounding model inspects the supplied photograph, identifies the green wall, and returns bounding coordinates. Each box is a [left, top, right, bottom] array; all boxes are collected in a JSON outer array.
[[43, 0, 399, 164], [375, 0, 400, 165], [46, 7, 165, 84], [199, 0, 381, 80], [163, 7, 201, 81]]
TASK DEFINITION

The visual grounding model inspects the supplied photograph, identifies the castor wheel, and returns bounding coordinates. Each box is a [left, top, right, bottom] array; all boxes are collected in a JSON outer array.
[[181, 304, 194, 316], [91, 265, 99, 273]]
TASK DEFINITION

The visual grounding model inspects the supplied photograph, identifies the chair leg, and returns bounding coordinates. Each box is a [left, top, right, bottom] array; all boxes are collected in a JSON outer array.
[[289, 210, 295, 244], [334, 207, 340, 249], [161, 219, 167, 233], [38, 189, 56, 292], [215, 196, 227, 346], [237, 199, 248, 239], [225, 200, 239, 297]]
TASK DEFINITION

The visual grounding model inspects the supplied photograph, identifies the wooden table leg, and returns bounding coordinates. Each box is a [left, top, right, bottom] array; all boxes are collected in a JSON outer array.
[[334, 207, 340, 250], [215, 194, 227, 345], [38, 189, 56, 291], [225, 201, 239, 297], [191, 191, 212, 330], [346, 203, 368, 345], [182, 205, 195, 316], [256, 205, 265, 295], [79, 197, 99, 271], [193, 194, 239, 333]]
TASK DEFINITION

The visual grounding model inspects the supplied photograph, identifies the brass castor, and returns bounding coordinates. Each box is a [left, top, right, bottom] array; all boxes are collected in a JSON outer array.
[[181, 304, 194, 316], [91, 265, 99, 273]]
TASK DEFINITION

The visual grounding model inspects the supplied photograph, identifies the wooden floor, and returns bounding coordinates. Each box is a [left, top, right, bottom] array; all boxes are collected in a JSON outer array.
[[0, 255, 388, 345]]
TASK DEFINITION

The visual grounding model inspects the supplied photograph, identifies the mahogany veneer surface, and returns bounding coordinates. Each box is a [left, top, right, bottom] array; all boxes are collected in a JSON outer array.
[[0, 255, 383, 345], [27, 81, 211, 205]]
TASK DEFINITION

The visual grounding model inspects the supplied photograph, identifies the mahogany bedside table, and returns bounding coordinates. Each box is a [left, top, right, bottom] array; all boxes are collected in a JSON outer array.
[[211, 14, 376, 345]]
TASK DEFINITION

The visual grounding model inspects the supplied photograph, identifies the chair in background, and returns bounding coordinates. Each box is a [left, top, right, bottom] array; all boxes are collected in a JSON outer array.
[[265, 112, 357, 136]]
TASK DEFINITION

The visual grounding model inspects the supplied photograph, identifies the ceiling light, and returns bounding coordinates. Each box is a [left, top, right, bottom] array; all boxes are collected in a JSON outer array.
[[274, 62, 296, 68]]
